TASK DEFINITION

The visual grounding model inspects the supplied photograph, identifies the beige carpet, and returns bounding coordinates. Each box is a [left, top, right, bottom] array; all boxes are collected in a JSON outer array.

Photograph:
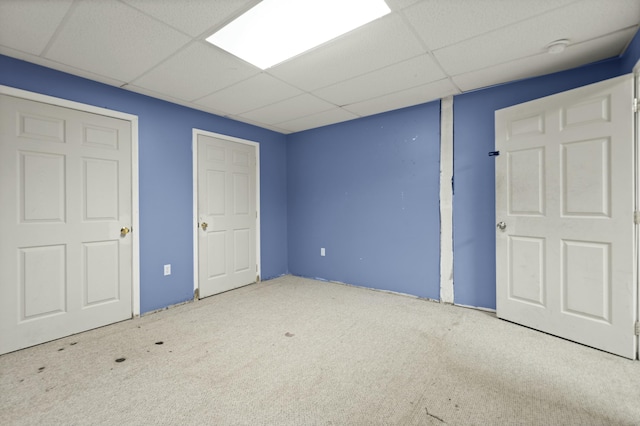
[[1, 275, 639, 425]]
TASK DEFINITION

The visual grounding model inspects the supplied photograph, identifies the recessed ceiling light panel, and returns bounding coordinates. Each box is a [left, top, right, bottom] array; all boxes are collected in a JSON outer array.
[[206, 0, 391, 69]]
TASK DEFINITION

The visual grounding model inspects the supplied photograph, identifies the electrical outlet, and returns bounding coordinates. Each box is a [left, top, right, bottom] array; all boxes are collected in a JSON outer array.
[[320, 248, 325, 257], [164, 264, 171, 276]]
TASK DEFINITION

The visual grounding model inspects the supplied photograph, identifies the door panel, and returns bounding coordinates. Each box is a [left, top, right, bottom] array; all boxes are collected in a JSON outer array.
[[495, 74, 637, 359], [0, 94, 132, 354], [198, 134, 257, 298]]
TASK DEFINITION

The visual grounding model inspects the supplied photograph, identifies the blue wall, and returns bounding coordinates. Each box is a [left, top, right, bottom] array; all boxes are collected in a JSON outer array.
[[0, 55, 288, 314], [3, 26, 640, 314], [287, 102, 441, 299], [452, 59, 630, 309]]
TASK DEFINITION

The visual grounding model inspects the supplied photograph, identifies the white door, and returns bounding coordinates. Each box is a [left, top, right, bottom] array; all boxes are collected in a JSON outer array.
[[495, 74, 637, 359], [197, 134, 257, 298], [0, 94, 133, 354]]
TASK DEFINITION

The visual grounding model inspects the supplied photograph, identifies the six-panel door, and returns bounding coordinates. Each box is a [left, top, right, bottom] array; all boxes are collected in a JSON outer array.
[[0, 94, 132, 354], [495, 74, 636, 359], [197, 134, 257, 298]]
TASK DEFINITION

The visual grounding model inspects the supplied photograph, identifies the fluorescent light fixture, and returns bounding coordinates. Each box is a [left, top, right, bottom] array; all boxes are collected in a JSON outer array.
[[206, 0, 391, 69]]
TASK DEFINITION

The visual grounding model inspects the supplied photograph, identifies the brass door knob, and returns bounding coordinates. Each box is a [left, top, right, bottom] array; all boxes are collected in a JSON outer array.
[[120, 227, 130, 236], [201, 222, 208, 231]]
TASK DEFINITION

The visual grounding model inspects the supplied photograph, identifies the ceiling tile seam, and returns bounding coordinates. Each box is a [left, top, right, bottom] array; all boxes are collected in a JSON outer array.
[[116, 0, 204, 41], [39, 0, 80, 57], [308, 51, 445, 103], [224, 114, 289, 133], [267, 101, 341, 126], [126, 85, 200, 107], [190, 71, 271, 104], [438, 28, 631, 80], [23, 50, 127, 88], [580, 26, 640, 56], [203, 74, 337, 118], [395, 8, 463, 94], [396, 9, 435, 52], [194, 0, 263, 41], [263, 69, 318, 94], [618, 25, 640, 56], [428, 0, 590, 52], [126, 85, 248, 122], [125, 39, 204, 87], [386, 1, 420, 14], [275, 110, 361, 131], [114, 0, 258, 87], [212, 91, 310, 118], [553, 27, 635, 66], [447, 31, 630, 85], [268, 107, 339, 127], [335, 77, 453, 109], [446, 51, 558, 83]]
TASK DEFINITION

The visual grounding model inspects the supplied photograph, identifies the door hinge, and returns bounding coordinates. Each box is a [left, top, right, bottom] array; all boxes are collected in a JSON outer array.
[[635, 211, 640, 225], [635, 321, 640, 336], [634, 98, 638, 113]]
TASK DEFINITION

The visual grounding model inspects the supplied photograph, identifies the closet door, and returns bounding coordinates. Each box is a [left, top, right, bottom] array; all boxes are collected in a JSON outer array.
[[495, 74, 637, 359]]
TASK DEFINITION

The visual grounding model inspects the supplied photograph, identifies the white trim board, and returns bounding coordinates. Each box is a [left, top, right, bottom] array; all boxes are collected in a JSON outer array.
[[440, 96, 454, 304], [191, 129, 262, 296], [635, 69, 640, 360], [0, 84, 141, 317]]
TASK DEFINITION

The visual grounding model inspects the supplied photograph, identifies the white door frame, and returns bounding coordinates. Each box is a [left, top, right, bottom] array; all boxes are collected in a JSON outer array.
[[0, 85, 141, 317], [634, 61, 640, 360], [192, 129, 261, 297]]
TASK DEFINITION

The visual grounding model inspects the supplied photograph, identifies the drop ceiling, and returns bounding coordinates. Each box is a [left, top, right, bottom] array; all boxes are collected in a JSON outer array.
[[0, 0, 638, 134]]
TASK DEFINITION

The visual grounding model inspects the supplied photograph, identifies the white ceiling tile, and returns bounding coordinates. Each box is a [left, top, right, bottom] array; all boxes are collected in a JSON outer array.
[[224, 115, 291, 134], [343, 78, 459, 117], [239, 94, 336, 125], [268, 13, 424, 91], [0, 45, 128, 88], [385, 0, 423, 12], [0, 0, 74, 55], [124, 84, 227, 115], [276, 108, 360, 133], [314, 54, 445, 106], [434, 0, 640, 76], [121, 0, 258, 37], [1, 0, 637, 133], [404, 0, 577, 50], [452, 28, 638, 92], [195, 73, 303, 115], [44, 0, 190, 82], [131, 42, 259, 102]]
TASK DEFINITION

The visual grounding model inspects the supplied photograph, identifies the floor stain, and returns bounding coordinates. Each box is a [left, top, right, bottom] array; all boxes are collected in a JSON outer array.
[[425, 407, 445, 423], [285, 332, 295, 337]]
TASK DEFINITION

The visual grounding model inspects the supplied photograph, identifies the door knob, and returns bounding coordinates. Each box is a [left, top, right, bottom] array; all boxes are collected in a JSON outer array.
[[120, 227, 130, 236], [496, 221, 507, 231], [201, 222, 208, 231]]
